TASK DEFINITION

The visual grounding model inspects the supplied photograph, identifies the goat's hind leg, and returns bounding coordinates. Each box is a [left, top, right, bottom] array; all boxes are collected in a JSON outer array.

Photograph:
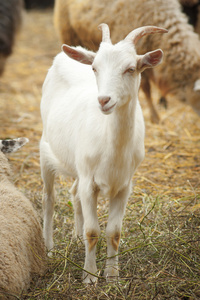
[[40, 155, 55, 251], [70, 179, 84, 238]]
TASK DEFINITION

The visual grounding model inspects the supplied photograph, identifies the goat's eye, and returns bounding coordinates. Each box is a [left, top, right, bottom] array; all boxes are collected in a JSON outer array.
[[92, 67, 97, 72], [127, 67, 135, 74]]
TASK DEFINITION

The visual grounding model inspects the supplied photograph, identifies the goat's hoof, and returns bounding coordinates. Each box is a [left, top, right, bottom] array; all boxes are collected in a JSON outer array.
[[48, 252, 52, 257], [104, 267, 119, 282], [47, 249, 53, 257], [82, 271, 97, 284]]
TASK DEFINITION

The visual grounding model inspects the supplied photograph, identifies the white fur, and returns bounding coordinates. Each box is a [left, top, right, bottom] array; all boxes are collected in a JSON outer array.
[[40, 26, 164, 283]]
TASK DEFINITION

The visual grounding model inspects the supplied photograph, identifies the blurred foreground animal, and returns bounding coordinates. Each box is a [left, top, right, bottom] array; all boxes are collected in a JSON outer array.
[[0, 138, 46, 299], [40, 23, 166, 282], [0, 0, 23, 76], [54, 0, 200, 123]]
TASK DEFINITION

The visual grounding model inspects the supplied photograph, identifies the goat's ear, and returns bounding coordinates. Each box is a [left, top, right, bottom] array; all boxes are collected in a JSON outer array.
[[62, 44, 95, 65], [137, 49, 163, 72], [0, 137, 29, 154]]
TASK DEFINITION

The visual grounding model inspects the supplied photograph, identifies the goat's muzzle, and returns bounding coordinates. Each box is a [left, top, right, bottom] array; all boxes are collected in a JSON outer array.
[[98, 96, 111, 108]]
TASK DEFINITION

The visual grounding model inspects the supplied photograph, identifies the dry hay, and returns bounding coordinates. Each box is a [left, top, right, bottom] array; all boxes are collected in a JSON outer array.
[[0, 8, 200, 300]]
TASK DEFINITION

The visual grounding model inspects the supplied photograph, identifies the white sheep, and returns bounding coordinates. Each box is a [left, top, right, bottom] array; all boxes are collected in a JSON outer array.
[[40, 24, 166, 283], [54, 0, 200, 123], [0, 138, 46, 298]]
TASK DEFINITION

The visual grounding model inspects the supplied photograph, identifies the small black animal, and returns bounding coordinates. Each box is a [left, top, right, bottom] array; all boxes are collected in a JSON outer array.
[[0, 0, 23, 75]]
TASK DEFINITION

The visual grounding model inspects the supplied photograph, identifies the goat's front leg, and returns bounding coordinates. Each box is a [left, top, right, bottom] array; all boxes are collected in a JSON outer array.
[[78, 178, 100, 283], [104, 185, 131, 281]]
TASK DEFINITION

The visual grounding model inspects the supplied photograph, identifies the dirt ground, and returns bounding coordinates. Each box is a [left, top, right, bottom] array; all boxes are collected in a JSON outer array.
[[0, 8, 200, 300]]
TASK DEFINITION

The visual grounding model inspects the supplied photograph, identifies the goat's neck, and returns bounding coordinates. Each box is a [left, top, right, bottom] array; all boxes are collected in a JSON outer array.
[[107, 96, 136, 148]]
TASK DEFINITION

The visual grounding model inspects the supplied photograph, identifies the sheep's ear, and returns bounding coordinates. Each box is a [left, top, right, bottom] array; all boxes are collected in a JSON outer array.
[[0, 137, 29, 154], [62, 44, 95, 65], [137, 49, 163, 73]]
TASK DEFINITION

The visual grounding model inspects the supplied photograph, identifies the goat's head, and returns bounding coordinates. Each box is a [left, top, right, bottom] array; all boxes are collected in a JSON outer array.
[[62, 24, 167, 115]]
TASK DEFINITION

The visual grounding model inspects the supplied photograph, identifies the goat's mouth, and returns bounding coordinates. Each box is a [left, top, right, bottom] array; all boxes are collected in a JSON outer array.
[[101, 103, 117, 114]]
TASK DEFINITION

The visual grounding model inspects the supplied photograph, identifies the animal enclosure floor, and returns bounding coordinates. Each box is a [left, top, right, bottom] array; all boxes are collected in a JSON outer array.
[[0, 8, 200, 300]]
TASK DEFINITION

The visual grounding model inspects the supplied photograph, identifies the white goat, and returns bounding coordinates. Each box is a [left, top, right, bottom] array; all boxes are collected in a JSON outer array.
[[40, 24, 166, 283]]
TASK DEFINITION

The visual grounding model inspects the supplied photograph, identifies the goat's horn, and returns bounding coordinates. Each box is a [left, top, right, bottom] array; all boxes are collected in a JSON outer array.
[[125, 26, 168, 45], [98, 23, 111, 43]]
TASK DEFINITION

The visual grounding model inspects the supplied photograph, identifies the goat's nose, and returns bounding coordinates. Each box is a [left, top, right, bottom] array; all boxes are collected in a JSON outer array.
[[98, 96, 111, 107]]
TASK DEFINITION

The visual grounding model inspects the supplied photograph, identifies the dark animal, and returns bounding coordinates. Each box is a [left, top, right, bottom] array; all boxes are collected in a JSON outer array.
[[0, 0, 23, 76], [24, 0, 54, 10], [180, 0, 200, 27]]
